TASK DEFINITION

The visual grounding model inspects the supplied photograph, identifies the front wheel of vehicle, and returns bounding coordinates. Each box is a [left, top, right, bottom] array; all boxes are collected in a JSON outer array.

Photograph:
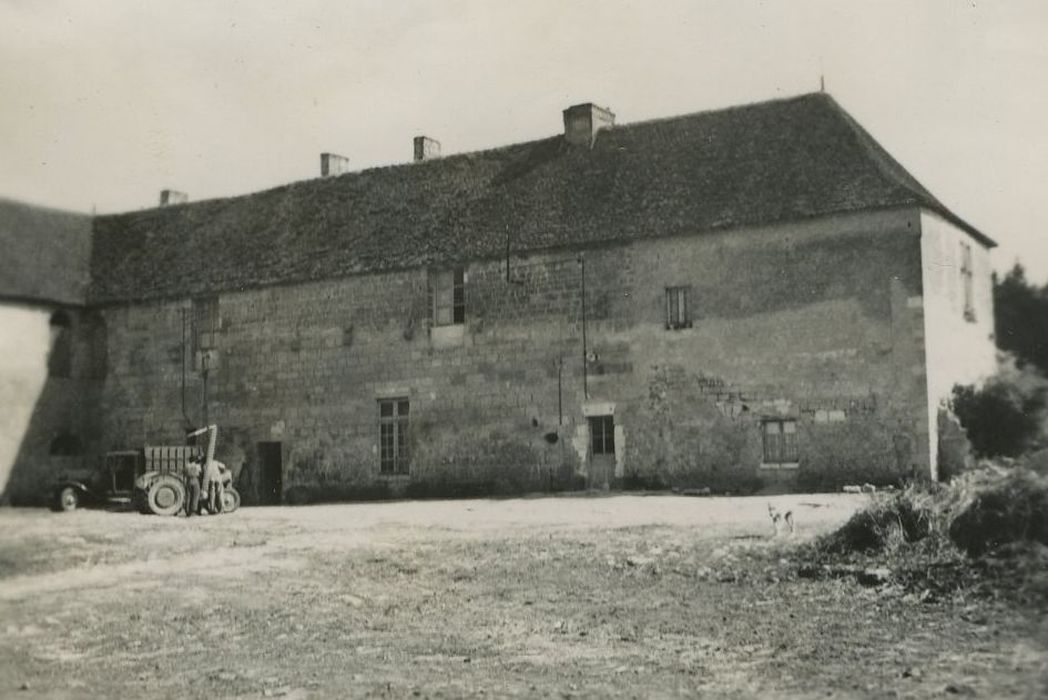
[[146, 476, 185, 516], [55, 486, 79, 512]]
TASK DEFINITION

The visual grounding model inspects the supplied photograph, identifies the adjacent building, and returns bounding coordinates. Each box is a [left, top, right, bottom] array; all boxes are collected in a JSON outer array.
[[0, 93, 997, 504]]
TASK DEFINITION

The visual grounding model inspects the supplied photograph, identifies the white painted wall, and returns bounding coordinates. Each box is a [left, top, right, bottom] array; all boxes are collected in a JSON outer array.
[[920, 211, 997, 477], [0, 303, 52, 498]]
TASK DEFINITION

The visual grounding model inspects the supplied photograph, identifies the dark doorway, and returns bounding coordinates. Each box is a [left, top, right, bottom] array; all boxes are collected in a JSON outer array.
[[587, 415, 615, 490], [257, 442, 283, 505]]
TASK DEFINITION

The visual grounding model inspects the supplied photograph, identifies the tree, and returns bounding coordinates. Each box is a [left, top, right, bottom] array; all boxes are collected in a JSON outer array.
[[952, 363, 1048, 458], [994, 264, 1048, 376]]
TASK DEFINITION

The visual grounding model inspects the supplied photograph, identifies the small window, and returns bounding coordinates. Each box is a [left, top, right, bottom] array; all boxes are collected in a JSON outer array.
[[588, 415, 615, 456], [960, 242, 975, 322], [762, 419, 798, 466], [431, 268, 465, 326], [665, 287, 690, 330], [192, 297, 220, 354], [379, 398, 410, 475]]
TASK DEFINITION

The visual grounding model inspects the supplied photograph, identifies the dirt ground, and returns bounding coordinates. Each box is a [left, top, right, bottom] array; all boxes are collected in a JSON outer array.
[[1, 494, 1046, 699]]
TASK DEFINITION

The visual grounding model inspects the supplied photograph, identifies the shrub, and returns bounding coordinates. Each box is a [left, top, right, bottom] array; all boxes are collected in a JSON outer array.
[[817, 465, 1048, 560], [816, 484, 945, 554], [952, 363, 1048, 458], [948, 468, 1048, 556]]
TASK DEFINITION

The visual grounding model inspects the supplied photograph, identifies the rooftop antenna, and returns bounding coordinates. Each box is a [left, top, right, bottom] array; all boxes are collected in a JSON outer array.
[[820, 74, 825, 93]]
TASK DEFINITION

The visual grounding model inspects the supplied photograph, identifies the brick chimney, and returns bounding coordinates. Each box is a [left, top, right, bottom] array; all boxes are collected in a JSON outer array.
[[563, 103, 615, 147], [413, 136, 441, 162], [320, 152, 350, 177], [159, 189, 188, 206]]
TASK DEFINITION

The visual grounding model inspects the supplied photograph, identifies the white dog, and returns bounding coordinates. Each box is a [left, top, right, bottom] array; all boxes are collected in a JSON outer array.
[[767, 503, 795, 536]]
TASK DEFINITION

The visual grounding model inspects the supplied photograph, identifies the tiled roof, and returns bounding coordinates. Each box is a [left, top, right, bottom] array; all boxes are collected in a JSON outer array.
[[0, 197, 92, 306], [87, 93, 992, 304]]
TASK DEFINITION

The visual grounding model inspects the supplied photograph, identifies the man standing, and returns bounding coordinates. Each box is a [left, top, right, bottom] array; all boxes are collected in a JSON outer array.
[[184, 457, 202, 517], [202, 457, 226, 514]]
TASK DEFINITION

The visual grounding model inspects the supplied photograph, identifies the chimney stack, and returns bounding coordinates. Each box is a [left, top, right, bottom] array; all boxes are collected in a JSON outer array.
[[413, 136, 441, 162], [320, 152, 350, 177], [159, 189, 188, 206], [562, 103, 615, 147]]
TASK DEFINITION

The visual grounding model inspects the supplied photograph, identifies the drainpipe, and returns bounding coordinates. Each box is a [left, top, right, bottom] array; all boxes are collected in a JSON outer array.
[[201, 353, 210, 427], [556, 356, 563, 426], [180, 308, 192, 428], [579, 256, 588, 399]]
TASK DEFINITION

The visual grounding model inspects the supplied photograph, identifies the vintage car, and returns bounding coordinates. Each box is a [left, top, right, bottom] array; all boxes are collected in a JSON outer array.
[[50, 450, 140, 512]]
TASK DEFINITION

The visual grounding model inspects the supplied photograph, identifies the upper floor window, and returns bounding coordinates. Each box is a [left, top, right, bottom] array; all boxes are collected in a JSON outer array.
[[431, 268, 465, 326], [665, 286, 691, 330], [960, 242, 975, 322]]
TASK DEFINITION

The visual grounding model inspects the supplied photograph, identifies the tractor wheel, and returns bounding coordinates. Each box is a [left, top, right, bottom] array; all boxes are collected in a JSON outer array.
[[146, 475, 185, 516], [220, 487, 241, 514], [54, 486, 79, 512]]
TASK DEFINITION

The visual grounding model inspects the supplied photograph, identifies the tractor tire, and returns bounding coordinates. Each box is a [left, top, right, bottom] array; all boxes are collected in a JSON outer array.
[[221, 487, 241, 514], [146, 475, 185, 516], [54, 486, 79, 512]]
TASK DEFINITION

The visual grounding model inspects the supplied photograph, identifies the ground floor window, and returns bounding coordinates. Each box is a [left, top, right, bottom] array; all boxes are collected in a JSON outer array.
[[762, 419, 798, 466], [379, 398, 410, 474], [588, 415, 615, 456]]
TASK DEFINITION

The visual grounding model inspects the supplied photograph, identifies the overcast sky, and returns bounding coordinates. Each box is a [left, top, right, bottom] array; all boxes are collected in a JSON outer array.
[[2, 0, 1046, 280]]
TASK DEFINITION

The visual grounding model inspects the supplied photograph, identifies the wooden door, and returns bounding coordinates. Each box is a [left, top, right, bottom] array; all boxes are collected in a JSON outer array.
[[257, 442, 283, 505], [587, 415, 615, 490]]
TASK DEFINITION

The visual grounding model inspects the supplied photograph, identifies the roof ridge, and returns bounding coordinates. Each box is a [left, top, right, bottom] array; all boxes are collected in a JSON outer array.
[[608, 91, 827, 132], [93, 135, 564, 220]]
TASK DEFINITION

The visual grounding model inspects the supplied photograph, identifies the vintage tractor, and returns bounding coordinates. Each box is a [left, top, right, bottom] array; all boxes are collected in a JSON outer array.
[[51, 425, 240, 515]]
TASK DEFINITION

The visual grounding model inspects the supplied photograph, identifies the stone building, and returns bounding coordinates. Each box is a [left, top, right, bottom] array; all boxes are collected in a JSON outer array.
[[0, 93, 996, 504]]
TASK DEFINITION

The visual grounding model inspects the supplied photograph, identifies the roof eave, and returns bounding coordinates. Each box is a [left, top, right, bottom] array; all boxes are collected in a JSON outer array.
[[923, 205, 997, 249]]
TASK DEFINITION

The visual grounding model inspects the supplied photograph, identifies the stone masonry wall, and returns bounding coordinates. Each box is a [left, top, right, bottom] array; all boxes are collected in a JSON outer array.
[[94, 207, 934, 501]]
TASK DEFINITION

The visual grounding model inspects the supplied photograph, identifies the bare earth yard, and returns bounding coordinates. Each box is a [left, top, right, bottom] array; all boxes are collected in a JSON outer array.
[[1, 494, 1046, 698]]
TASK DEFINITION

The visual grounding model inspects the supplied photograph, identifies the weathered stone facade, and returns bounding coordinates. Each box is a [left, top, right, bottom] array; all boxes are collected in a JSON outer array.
[[79, 207, 991, 503]]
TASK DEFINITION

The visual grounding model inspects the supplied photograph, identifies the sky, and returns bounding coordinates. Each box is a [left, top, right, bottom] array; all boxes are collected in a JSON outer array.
[[2, 0, 1047, 281]]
